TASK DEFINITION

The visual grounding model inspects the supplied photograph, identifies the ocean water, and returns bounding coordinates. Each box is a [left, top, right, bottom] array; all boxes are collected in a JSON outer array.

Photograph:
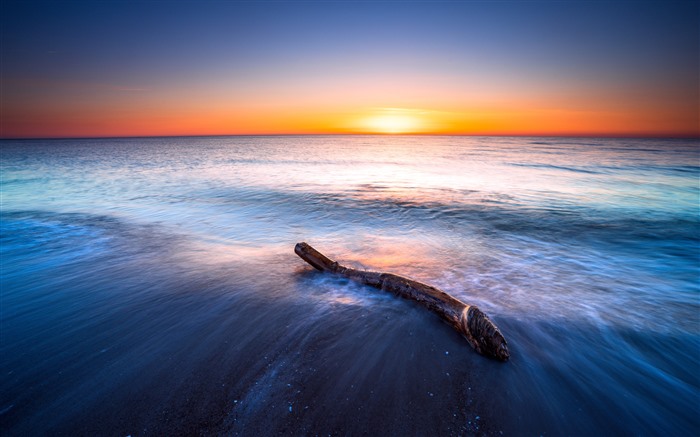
[[1, 135, 698, 435]]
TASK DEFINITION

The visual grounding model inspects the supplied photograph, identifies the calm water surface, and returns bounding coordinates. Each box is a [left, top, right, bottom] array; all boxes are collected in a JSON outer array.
[[1, 136, 698, 435]]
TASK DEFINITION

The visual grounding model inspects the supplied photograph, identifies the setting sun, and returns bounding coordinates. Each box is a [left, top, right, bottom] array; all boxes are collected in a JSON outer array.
[[347, 108, 438, 134], [364, 114, 420, 133]]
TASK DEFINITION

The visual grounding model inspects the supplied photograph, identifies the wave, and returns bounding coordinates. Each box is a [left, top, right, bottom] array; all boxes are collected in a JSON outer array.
[[197, 184, 700, 260], [509, 162, 602, 174]]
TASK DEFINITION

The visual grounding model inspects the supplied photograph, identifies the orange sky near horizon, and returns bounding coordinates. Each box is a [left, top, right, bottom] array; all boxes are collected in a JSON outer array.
[[3, 102, 696, 139]]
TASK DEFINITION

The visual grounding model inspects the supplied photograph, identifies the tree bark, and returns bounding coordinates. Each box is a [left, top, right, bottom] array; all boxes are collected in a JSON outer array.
[[294, 242, 510, 361]]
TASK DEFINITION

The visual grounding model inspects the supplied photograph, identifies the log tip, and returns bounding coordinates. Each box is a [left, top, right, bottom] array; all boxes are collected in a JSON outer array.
[[294, 242, 310, 257], [462, 306, 510, 361], [294, 242, 337, 272]]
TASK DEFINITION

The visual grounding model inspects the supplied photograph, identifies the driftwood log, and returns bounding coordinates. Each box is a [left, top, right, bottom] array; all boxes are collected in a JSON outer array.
[[295, 242, 509, 361]]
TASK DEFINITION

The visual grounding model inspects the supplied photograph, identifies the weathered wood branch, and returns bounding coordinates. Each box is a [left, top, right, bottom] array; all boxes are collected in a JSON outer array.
[[295, 242, 510, 361]]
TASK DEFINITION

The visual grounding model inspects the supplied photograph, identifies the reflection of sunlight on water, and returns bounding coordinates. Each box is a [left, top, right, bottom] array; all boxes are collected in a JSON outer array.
[[326, 295, 361, 305], [339, 240, 431, 270], [297, 273, 395, 309]]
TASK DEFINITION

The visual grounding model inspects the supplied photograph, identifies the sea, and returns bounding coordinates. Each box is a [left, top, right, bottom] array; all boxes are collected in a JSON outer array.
[[1, 135, 698, 435]]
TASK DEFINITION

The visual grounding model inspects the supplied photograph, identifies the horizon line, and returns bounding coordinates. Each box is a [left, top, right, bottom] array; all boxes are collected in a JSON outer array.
[[2, 132, 699, 141]]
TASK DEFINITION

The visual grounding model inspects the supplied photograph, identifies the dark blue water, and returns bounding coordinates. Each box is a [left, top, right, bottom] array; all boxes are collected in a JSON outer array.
[[1, 136, 698, 435]]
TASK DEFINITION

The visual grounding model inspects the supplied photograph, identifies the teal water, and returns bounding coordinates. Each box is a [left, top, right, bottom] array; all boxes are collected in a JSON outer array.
[[1, 136, 698, 435]]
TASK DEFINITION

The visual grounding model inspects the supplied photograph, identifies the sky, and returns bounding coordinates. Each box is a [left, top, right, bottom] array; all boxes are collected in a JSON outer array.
[[1, 0, 698, 138]]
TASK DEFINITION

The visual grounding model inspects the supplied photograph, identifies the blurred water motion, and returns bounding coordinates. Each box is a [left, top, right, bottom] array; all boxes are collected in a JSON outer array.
[[1, 135, 698, 435]]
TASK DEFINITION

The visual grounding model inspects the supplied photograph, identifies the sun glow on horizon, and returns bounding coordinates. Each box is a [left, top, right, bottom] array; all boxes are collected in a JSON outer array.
[[363, 114, 420, 134], [352, 108, 434, 134]]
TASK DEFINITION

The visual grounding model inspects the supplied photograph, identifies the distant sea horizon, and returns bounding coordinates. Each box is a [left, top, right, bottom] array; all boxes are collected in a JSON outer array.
[[2, 132, 699, 141]]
